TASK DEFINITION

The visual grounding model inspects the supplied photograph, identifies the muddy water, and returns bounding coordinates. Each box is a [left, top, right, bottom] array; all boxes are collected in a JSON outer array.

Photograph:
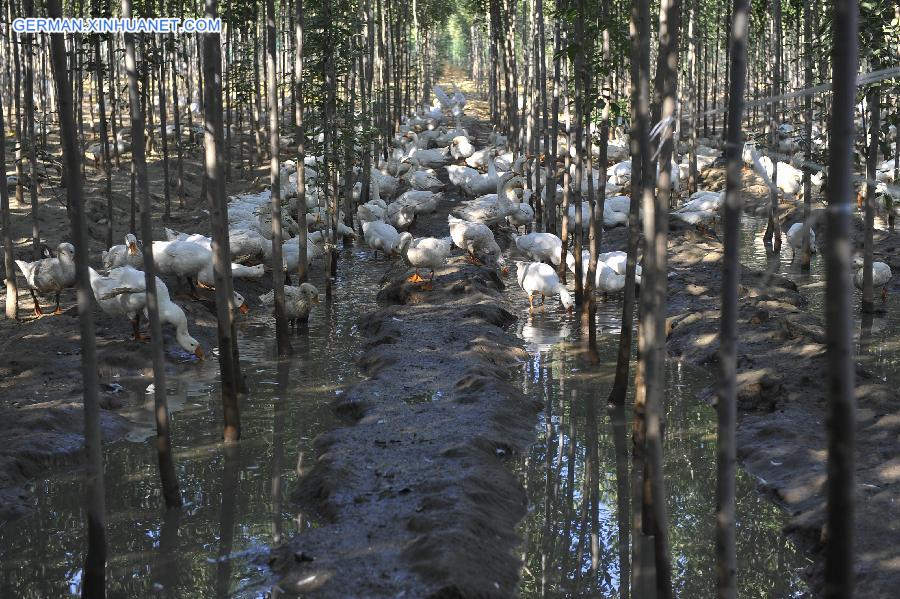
[[503, 279, 811, 597], [739, 215, 900, 383], [0, 248, 388, 598]]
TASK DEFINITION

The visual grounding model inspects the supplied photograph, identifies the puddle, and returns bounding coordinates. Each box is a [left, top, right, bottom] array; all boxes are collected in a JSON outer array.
[[739, 214, 900, 385], [503, 267, 811, 597], [0, 248, 388, 598]]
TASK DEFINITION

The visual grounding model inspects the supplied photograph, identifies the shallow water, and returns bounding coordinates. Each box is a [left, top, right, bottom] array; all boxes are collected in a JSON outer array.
[[1, 224, 820, 598], [738, 214, 900, 385], [0, 247, 388, 598], [505, 271, 811, 597]]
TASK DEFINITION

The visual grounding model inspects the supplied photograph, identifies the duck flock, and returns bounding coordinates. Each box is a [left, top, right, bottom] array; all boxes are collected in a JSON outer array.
[[12, 84, 895, 361]]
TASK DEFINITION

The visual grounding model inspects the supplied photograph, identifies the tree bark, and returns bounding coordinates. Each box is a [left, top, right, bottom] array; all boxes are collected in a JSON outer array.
[[1, 67, 18, 320], [46, 2, 108, 595], [267, 0, 292, 355], [862, 89, 879, 314], [643, 0, 681, 594], [294, 0, 309, 284], [716, 1, 751, 596], [800, 0, 813, 270], [123, 0, 182, 508], [824, 0, 859, 596], [609, 0, 646, 406]]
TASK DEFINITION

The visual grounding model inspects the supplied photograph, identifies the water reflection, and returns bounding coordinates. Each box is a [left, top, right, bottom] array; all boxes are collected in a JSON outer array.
[[0, 249, 386, 597], [509, 282, 810, 597], [740, 215, 900, 385]]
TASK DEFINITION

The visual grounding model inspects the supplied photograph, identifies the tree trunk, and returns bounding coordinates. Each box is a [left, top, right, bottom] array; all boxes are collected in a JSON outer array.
[[823, 0, 859, 596], [763, 0, 783, 252], [123, 0, 182, 508], [23, 0, 40, 259], [92, 3, 113, 249], [203, 0, 244, 441], [157, 37, 172, 221], [862, 89, 879, 314], [46, 2, 107, 595], [800, 0, 813, 270], [294, 0, 309, 284], [267, 0, 292, 355], [643, 0, 681, 594], [716, 0, 751, 596], [1, 56, 18, 319], [608, 0, 646, 406]]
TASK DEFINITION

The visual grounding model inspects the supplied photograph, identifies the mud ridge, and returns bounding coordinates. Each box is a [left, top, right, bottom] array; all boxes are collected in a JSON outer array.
[[269, 260, 539, 594]]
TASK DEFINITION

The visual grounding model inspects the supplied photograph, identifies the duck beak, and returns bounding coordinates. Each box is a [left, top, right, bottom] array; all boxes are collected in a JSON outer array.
[[500, 266, 510, 275], [567, 305, 574, 314], [128, 242, 138, 255], [313, 295, 320, 304], [194, 346, 205, 360], [239, 303, 250, 315]]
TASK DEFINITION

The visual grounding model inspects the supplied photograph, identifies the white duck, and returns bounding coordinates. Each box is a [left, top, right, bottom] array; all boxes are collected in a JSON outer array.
[[853, 256, 892, 302], [398, 232, 452, 288], [406, 145, 452, 169], [102, 233, 143, 271], [457, 173, 524, 226], [448, 215, 502, 264], [406, 160, 444, 191], [515, 261, 575, 313], [450, 135, 475, 160], [566, 249, 642, 292], [15, 242, 76, 315], [672, 190, 724, 227], [363, 220, 402, 258], [514, 232, 565, 266], [386, 201, 418, 230], [151, 240, 212, 293], [89, 266, 204, 358], [447, 164, 481, 188], [259, 283, 319, 327], [465, 147, 496, 170], [461, 160, 501, 197], [507, 201, 535, 233], [786, 222, 817, 260]]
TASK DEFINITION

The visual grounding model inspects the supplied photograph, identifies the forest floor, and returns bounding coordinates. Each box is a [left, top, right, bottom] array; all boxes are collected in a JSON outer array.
[[0, 130, 273, 519], [3, 105, 900, 595]]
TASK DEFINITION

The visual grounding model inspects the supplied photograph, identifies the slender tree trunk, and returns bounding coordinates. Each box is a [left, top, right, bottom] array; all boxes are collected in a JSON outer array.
[[267, 0, 291, 355], [716, 1, 751, 596], [608, 0, 646, 406], [763, 0, 783, 252], [294, 0, 309, 284], [171, 26, 185, 209], [13, 11, 24, 209], [1, 53, 18, 317], [643, 0, 680, 594], [24, 0, 40, 259], [800, 0, 813, 270], [46, 2, 107, 596], [558, 55, 571, 283], [157, 38, 172, 220], [862, 89, 879, 314], [546, 0, 562, 236], [92, 5, 113, 249], [824, 0, 859, 596], [572, 2, 585, 306], [123, 0, 182, 508], [203, 0, 243, 440]]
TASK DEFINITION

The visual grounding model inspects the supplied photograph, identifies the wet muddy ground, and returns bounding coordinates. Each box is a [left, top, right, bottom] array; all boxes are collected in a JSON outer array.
[[1, 110, 897, 596]]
